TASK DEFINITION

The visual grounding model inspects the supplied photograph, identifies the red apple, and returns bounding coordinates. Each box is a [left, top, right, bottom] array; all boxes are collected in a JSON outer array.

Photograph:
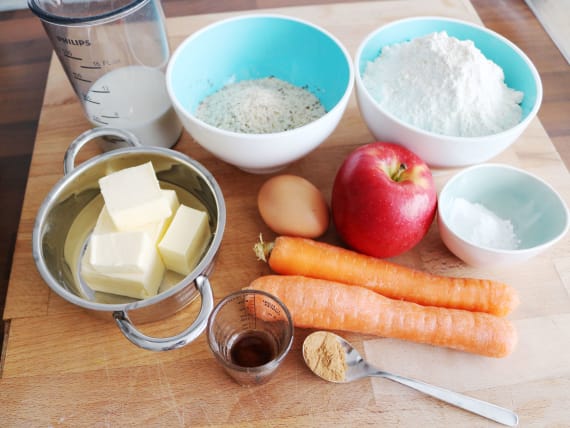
[[331, 142, 436, 258]]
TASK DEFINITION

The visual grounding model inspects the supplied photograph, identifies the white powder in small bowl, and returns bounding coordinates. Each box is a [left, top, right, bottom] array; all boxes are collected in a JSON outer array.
[[448, 197, 520, 250]]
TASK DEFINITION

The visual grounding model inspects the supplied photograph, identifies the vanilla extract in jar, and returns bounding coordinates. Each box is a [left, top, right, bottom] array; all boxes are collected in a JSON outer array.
[[207, 289, 294, 385], [229, 330, 278, 368]]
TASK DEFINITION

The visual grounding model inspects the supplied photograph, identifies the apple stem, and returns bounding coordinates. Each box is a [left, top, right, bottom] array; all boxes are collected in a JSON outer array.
[[393, 163, 407, 182]]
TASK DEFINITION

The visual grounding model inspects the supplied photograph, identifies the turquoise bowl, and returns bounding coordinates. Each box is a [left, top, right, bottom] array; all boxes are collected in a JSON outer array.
[[438, 164, 569, 267], [167, 14, 353, 173], [355, 17, 543, 167]]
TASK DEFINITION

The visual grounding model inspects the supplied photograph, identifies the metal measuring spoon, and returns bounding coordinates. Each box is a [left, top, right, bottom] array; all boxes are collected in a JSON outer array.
[[302, 331, 518, 427]]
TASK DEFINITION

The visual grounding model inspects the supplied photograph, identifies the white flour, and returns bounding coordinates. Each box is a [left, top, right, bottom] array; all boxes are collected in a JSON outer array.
[[196, 77, 325, 134], [363, 31, 524, 137]]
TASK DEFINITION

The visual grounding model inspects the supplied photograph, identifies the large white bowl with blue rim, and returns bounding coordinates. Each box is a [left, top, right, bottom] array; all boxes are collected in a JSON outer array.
[[438, 164, 569, 267], [167, 14, 354, 174], [355, 17, 543, 168]]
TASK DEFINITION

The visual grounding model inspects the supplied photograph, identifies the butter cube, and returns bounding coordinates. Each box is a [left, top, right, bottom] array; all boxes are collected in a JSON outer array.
[[81, 245, 165, 299], [93, 189, 180, 243], [89, 231, 154, 274], [145, 189, 180, 243], [81, 242, 165, 299], [158, 205, 211, 276], [99, 162, 172, 231], [92, 205, 117, 235]]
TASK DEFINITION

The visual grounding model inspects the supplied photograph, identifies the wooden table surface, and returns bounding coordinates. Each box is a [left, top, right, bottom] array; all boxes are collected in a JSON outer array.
[[2, 0, 570, 426]]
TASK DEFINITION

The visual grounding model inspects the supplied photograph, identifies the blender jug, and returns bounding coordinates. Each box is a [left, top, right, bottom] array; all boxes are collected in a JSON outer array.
[[28, 0, 183, 148]]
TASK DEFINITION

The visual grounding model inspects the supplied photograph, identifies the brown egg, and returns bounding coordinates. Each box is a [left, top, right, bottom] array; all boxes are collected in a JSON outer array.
[[257, 174, 330, 238]]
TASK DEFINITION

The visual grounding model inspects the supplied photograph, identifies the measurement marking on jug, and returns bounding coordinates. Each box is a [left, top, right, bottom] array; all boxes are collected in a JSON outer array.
[[81, 65, 103, 70], [72, 71, 92, 84], [64, 53, 82, 61], [92, 117, 109, 125], [83, 95, 100, 105]]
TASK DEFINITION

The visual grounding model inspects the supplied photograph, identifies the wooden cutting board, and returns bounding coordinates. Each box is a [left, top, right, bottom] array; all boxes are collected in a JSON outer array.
[[2, 0, 570, 426]]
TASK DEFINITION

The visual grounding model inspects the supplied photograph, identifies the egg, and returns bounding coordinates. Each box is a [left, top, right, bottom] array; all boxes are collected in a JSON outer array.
[[257, 175, 330, 238]]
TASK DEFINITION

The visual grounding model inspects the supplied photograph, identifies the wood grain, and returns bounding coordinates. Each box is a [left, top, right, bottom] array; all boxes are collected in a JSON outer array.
[[1, 0, 570, 426]]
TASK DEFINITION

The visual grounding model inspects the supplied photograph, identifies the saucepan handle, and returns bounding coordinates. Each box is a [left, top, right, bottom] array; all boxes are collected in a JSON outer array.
[[63, 127, 141, 175], [113, 275, 214, 351]]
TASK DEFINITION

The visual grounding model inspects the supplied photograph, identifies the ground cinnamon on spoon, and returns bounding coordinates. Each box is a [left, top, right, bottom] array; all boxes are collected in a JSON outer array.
[[303, 331, 347, 382]]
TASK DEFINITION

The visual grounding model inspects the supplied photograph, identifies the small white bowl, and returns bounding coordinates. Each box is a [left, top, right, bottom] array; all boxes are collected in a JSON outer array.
[[438, 164, 569, 267], [354, 17, 542, 168], [166, 14, 354, 174]]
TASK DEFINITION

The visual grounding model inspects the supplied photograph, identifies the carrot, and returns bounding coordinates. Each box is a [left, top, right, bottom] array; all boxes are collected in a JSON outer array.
[[247, 275, 517, 358], [254, 236, 519, 317]]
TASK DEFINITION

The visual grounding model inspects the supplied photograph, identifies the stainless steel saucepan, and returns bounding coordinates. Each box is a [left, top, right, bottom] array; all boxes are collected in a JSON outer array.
[[33, 128, 226, 351]]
